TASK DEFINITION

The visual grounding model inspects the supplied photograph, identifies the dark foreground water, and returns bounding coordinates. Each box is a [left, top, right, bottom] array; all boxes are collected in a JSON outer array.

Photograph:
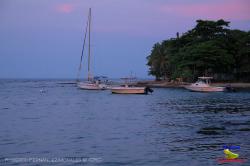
[[0, 80, 250, 166]]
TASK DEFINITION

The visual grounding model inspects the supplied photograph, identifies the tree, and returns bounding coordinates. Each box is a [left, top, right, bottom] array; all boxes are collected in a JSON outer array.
[[147, 43, 169, 80], [227, 30, 250, 81], [146, 19, 249, 82]]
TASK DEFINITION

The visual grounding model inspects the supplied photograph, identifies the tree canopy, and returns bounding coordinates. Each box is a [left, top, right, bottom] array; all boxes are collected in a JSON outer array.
[[147, 19, 250, 82]]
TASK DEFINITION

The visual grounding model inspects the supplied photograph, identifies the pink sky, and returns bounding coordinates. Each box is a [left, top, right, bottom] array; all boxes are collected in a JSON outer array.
[[55, 3, 74, 13], [53, 0, 250, 37], [160, 0, 250, 21], [55, 0, 250, 21]]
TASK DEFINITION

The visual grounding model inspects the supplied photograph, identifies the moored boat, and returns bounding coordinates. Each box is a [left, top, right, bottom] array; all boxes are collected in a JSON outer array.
[[110, 78, 153, 94], [111, 85, 150, 94], [77, 81, 106, 90], [185, 77, 225, 92], [76, 8, 107, 90]]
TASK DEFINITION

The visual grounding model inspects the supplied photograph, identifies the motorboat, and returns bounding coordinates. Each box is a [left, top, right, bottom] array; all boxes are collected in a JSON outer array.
[[185, 77, 225, 92], [110, 77, 153, 94], [111, 85, 152, 94]]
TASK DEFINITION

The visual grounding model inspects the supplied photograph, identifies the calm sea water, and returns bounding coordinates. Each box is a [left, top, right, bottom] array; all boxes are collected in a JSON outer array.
[[0, 79, 250, 166]]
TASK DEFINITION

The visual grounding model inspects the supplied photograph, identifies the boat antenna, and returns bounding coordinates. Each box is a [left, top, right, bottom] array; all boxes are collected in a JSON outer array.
[[88, 8, 91, 81], [77, 9, 89, 82]]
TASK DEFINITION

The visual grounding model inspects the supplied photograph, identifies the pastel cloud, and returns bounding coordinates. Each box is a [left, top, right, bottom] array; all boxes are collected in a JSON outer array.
[[55, 3, 74, 13], [160, 0, 250, 21]]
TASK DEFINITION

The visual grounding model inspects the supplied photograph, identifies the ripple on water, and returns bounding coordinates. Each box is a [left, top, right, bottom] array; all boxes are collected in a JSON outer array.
[[196, 126, 234, 135]]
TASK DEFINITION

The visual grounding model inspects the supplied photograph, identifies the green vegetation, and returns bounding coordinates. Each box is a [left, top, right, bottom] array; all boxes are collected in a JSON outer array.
[[147, 20, 250, 82]]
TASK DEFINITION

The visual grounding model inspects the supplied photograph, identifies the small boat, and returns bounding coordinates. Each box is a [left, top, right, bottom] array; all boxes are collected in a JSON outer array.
[[185, 77, 225, 92], [110, 78, 153, 94], [111, 85, 147, 94], [76, 8, 107, 90]]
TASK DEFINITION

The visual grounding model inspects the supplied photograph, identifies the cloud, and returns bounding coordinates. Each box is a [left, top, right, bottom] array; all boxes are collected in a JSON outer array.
[[55, 3, 74, 13], [160, 0, 250, 21]]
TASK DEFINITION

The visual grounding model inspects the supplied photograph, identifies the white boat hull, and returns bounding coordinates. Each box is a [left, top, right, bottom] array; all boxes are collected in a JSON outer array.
[[185, 86, 225, 92], [111, 87, 146, 94], [185, 77, 226, 92], [77, 82, 106, 90]]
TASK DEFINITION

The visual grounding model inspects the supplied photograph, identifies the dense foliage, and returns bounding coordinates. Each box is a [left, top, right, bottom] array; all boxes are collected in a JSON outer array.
[[147, 20, 250, 82]]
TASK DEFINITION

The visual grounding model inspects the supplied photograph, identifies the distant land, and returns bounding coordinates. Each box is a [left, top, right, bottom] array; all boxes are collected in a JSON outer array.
[[146, 19, 250, 82]]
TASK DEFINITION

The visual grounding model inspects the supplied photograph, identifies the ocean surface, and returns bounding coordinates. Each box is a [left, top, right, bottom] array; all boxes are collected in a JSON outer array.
[[0, 79, 250, 166]]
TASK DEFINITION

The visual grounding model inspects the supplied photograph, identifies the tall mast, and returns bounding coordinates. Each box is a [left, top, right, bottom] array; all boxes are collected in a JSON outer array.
[[87, 8, 91, 81], [76, 12, 89, 82]]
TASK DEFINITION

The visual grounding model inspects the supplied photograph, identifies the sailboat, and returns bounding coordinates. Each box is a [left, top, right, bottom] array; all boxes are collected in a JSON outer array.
[[77, 8, 107, 90]]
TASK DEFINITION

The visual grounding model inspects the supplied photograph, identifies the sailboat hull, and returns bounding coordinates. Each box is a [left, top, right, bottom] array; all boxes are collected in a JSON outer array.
[[77, 82, 106, 90]]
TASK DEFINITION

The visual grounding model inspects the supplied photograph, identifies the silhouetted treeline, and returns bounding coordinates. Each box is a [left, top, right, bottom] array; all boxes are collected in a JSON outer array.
[[147, 19, 250, 82]]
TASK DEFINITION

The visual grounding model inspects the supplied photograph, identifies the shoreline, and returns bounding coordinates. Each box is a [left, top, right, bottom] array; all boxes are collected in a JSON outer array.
[[136, 80, 250, 89]]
